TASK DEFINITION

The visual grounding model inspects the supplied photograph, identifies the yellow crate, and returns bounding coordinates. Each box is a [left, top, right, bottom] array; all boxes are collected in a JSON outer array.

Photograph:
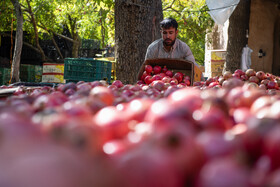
[[43, 63, 64, 74], [211, 62, 224, 72], [35, 75, 42, 82], [209, 72, 222, 78], [211, 51, 226, 61], [42, 73, 65, 83]]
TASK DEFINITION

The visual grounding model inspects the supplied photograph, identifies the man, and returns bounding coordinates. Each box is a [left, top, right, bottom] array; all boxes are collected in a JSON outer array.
[[145, 17, 198, 66]]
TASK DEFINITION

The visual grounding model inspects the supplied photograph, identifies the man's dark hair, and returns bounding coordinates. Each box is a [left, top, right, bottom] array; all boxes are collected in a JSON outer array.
[[160, 18, 178, 30]]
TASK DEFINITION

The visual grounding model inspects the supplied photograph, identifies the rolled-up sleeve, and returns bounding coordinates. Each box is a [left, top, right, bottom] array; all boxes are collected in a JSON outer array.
[[145, 45, 154, 60], [145, 39, 162, 60]]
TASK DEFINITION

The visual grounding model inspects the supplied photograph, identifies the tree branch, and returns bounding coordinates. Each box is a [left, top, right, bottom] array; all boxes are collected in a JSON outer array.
[[54, 32, 78, 43], [20, 3, 28, 11], [51, 34, 64, 59], [163, 0, 176, 11], [26, 0, 46, 61], [38, 22, 64, 59], [169, 7, 181, 16], [36, 23, 78, 44], [177, 0, 184, 9]]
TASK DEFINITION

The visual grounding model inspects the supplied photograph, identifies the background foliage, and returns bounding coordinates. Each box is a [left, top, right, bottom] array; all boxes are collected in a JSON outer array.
[[0, 0, 213, 64], [162, 0, 214, 65]]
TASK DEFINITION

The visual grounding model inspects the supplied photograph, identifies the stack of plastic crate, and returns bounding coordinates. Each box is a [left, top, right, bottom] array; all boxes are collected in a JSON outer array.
[[64, 58, 112, 83], [20, 64, 35, 82]]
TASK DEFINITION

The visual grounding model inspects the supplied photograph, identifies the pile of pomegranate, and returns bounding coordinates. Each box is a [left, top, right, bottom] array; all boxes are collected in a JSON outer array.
[[0, 66, 280, 187], [198, 69, 280, 90], [138, 65, 192, 87]]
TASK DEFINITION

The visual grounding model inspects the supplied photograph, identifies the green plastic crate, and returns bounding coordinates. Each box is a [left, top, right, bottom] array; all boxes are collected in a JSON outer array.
[[20, 64, 35, 82], [0, 68, 11, 85], [35, 65, 43, 74], [64, 58, 112, 83], [34, 65, 42, 82]]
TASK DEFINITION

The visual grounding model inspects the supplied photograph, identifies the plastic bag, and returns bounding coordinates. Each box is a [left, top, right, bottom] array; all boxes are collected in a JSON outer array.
[[206, 0, 240, 25], [241, 45, 253, 71]]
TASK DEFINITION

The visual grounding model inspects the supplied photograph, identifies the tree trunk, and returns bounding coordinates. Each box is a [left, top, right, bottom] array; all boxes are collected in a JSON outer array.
[[26, 0, 46, 62], [224, 0, 251, 73], [68, 16, 80, 58], [10, 0, 23, 83], [100, 9, 105, 49], [115, 0, 163, 84], [207, 23, 228, 50], [72, 32, 80, 58]]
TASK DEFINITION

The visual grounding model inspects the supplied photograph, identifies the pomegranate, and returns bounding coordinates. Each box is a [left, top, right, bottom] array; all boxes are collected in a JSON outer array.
[[145, 65, 153, 73], [114, 148, 182, 187], [144, 75, 154, 85], [234, 69, 245, 76], [150, 121, 204, 180], [223, 71, 232, 79], [193, 108, 233, 131], [256, 71, 266, 80], [153, 65, 162, 74], [263, 125, 280, 170], [232, 73, 241, 79], [112, 80, 124, 88], [89, 86, 114, 106], [196, 130, 238, 160], [141, 71, 151, 81], [152, 74, 162, 81], [61, 82, 77, 93], [93, 106, 129, 142], [267, 81, 278, 90], [170, 78, 178, 85], [158, 73, 166, 79], [249, 76, 259, 84], [162, 66, 168, 73], [246, 69, 256, 77], [152, 80, 166, 91], [264, 169, 280, 186], [240, 74, 249, 81], [90, 80, 103, 87], [163, 86, 179, 97], [162, 76, 172, 83], [197, 157, 250, 187], [222, 78, 244, 90], [205, 77, 215, 86], [168, 87, 203, 112], [208, 81, 220, 88], [165, 70, 173, 78], [173, 72, 183, 83], [144, 98, 193, 127]]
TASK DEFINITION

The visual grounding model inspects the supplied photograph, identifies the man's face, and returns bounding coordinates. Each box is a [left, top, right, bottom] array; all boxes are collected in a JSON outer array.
[[161, 27, 178, 46]]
